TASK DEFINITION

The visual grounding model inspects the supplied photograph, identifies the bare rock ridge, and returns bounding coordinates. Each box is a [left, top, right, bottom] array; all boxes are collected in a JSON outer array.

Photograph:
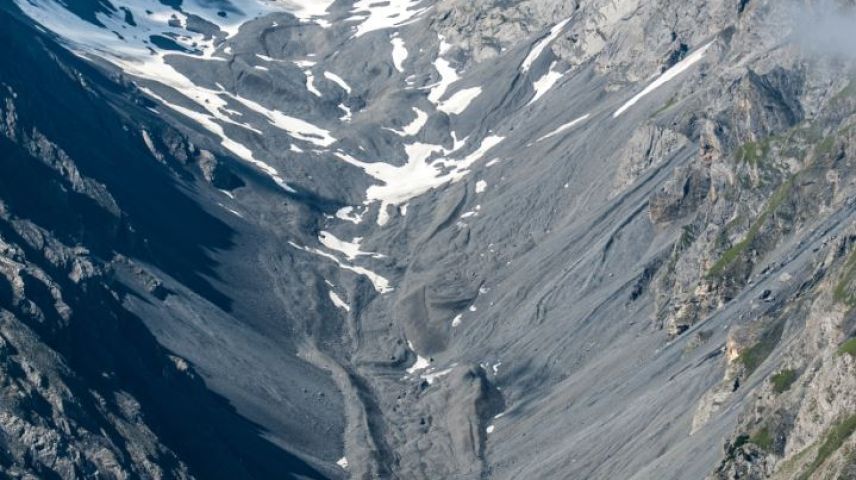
[[1, 0, 856, 479]]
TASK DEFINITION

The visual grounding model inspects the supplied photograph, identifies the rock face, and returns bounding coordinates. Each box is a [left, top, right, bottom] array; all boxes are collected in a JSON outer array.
[[2, 0, 856, 479]]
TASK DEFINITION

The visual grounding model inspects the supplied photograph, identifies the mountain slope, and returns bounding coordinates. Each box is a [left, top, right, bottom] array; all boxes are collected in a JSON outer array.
[[2, 0, 856, 479]]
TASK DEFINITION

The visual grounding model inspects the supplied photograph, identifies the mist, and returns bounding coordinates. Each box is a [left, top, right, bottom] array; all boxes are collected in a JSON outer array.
[[791, 0, 856, 59]]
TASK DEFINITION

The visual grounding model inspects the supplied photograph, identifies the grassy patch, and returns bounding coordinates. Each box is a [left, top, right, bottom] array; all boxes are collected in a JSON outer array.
[[830, 80, 856, 104], [651, 96, 678, 118], [834, 249, 856, 306], [737, 321, 785, 376], [678, 224, 697, 250], [798, 413, 856, 480], [707, 177, 796, 278], [816, 135, 837, 158], [837, 338, 856, 357], [736, 140, 771, 166], [771, 369, 798, 394], [751, 426, 775, 452]]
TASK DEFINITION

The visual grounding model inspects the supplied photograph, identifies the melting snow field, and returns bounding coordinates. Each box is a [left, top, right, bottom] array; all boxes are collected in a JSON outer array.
[[613, 42, 714, 117], [318, 231, 384, 261], [228, 94, 337, 147], [529, 62, 564, 105], [329, 291, 351, 311], [15, 0, 341, 192], [349, 0, 429, 37], [336, 136, 504, 225], [538, 113, 591, 142], [427, 58, 461, 105], [406, 341, 431, 374], [324, 71, 352, 94], [391, 35, 408, 72], [336, 206, 365, 224], [438, 87, 483, 115], [288, 242, 393, 293], [521, 18, 572, 72], [388, 108, 429, 137], [422, 367, 453, 385]]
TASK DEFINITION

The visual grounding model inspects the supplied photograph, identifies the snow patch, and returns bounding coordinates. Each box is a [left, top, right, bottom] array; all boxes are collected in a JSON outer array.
[[349, 0, 429, 37], [339, 104, 353, 122], [475, 180, 488, 193], [229, 94, 337, 147], [387, 108, 428, 137], [329, 291, 350, 312], [521, 18, 572, 72], [537, 113, 591, 142], [305, 71, 322, 97], [318, 231, 384, 261], [427, 58, 460, 105], [438, 87, 482, 115], [407, 353, 431, 374], [391, 36, 408, 72], [613, 42, 714, 117], [288, 242, 392, 293], [336, 206, 365, 224], [528, 61, 563, 105], [422, 367, 454, 385], [324, 71, 352, 94], [335, 135, 504, 225]]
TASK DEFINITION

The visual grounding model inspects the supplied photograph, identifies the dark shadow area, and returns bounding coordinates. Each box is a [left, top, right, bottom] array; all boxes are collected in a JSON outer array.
[[0, 5, 330, 478], [0, 5, 236, 310]]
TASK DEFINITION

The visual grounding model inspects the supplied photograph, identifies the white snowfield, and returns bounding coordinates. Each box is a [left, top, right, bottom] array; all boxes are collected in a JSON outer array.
[[323, 71, 352, 94], [422, 367, 454, 385], [613, 42, 714, 117], [335, 206, 366, 224], [229, 94, 337, 147], [318, 231, 384, 261], [14, 0, 344, 193], [538, 113, 591, 142], [388, 108, 429, 137], [329, 291, 351, 312], [529, 61, 564, 105], [336, 136, 504, 225], [288, 242, 393, 294], [349, 0, 430, 38], [406, 341, 431, 374], [521, 17, 572, 73], [304, 71, 323, 97], [391, 36, 408, 72], [438, 87, 483, 115], [428, 58, 461, 105]]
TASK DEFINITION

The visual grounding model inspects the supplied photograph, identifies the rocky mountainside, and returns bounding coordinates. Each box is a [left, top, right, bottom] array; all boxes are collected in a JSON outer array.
[[2, 0, 856, 478]]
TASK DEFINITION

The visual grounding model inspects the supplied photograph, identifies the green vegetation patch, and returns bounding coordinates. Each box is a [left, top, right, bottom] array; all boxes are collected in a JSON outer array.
[[751, 426, 775, 452], [737, 321, 785, 376], [837, 337, 856, 357], [830, 80, 856, 104], [736, 139, 771, 166], [834, 249, 856, 306], [651, 96, 678, 118], [707, 176, 796, 278], [798, 413, 856, 480], [770, 369, 798, 394], [815, 135, 837, 158]]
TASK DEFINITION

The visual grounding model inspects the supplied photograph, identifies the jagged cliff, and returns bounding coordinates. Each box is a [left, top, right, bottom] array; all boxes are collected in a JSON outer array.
[[1, 0, 856, 479]]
